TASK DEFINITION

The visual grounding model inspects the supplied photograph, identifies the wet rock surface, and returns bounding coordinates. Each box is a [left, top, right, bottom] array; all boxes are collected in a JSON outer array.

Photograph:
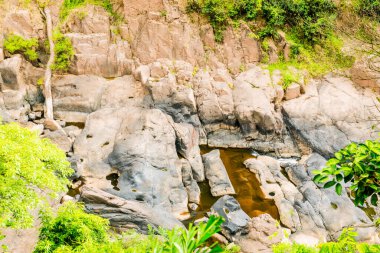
[[202, 150, 235, 197]]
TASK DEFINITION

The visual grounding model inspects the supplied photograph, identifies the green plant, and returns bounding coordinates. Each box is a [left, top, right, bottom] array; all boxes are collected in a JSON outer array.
[[187, 0, 337, 44], [51, 31, 74, 72], [313, 140, 380, 206], [354, 0, 380, 20], [157, 215, 225, 252], [0, 122, 73, 229], [34, 202, 111, 253], [3, 34, 39, 61], [273, 243, 318, 253], [60, 0, 122, 23], [34, 205, 233, 253], [272, 228, 380, 253]]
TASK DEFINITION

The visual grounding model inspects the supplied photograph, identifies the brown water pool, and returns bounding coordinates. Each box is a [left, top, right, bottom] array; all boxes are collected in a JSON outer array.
[[188, 147, 279, 222]]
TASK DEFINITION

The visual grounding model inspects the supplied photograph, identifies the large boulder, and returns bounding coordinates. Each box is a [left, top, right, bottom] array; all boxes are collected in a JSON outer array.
[[144, 60, 201, 127], [74, 107, 189, 219], [81, 186, 184, 233], [210, 195, 250, 240], [0, 55, 44, 122], [244, 154, 379, 243], [283, 76, 380, 158], [202, 150, 235, 197]]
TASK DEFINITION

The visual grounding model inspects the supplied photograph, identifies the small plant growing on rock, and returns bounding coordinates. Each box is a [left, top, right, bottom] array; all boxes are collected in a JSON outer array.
[[51, 30, 74, 72], [3, 34, 39, 62], [313, 140, 380, 207]]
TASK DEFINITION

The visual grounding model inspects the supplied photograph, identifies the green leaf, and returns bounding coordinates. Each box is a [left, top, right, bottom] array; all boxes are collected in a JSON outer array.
[[335, 183, 342, 195], [336, 174, 343, 182], [371, 194, 378, 206], [324, 181, 336, 189], [335, 152, 342, 160]]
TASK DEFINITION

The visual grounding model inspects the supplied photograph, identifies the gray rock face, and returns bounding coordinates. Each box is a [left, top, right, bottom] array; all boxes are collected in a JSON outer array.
[[283, 76, 380, 158], [80, 186, 184, 233], [173, 123, 205, 182], [53, 75, 106, 124], [180, 159, 201, 208], [74, 107, 189, 219], [211, 195, 250, 240], [244, 154, 379, 243], [202, 150, 235, 197], [144, 60, 201, 128]]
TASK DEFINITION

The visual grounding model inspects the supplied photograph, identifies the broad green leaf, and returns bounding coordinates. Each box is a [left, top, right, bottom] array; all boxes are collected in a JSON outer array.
[[324, 181, 336, 189], [335, 183, 342, 195]]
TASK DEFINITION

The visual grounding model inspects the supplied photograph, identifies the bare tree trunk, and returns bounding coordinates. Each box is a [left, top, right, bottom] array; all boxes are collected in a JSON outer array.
[[44, 7, 54, 120]]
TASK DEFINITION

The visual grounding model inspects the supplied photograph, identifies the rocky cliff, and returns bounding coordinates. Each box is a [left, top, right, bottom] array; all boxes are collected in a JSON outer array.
[[1, 0, 380, 252]]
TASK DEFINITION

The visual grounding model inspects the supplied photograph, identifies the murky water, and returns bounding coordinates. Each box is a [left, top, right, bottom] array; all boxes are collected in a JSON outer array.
[[191, 147, 279, 221]]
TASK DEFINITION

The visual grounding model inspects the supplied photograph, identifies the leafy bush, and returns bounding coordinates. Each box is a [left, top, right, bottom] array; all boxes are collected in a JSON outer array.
[[3, 34, 39, 61], [313, 140, 380, 206], [187, 0, 337, 44], [51, 31, 74, 72], [272, 243, 318, 253], [273, 228, 380, 253], [0, 122, 73, 229], [60, 0, 122, 22], [354, 0, 380, 20], [34, 202, 110, 253], [34, 203, 236, 253]]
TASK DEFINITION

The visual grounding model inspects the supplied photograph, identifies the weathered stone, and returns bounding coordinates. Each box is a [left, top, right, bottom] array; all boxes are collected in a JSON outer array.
[[180, 159, 201, 205], [285, 83, 301, 100], [81, 186, 184, 233], [283, 76, 380, 158], [133, 65, 150, 85], [43, 129, 72, 153], [173, 123, 205, 182], [67, 33, 133, 78], [63, 5, 110, 35], [53, 75, 106, 124], [237, 214, 290, 253], [210, 195, 250, 240], [202, 150, 235, 197]]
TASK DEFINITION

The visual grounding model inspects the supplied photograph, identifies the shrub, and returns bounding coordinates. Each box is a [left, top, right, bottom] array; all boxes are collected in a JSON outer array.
[[34, 203, 236, 253], [0, 122, 73, 229], [272, 243, 318, 253], [34, 202, 110, 253], [187, 0, 337, 44], [60, 0, 122, 23], [272, 228, 380, 253], [51, 31, 74, 72], [313, 140, 380, 207], [354, 0, 380, 20], [3, 34, 39, 62]]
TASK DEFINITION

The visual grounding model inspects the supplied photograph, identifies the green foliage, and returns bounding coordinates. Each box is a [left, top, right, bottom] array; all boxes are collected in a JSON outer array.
[[272, 243, 318, 253], [267, 62, 300, 89], [51, 31, 74, 72], [187, 0, 336, 44], [3, 34, 39, 62], [313, 140, 380, 207], [60, 0, 122, 23], [273, 228, 380, 253], [35, 204, 235, 253], [34, 202, 110, 253], [0, 122, 73, 229], [354, 0, 380, 20]]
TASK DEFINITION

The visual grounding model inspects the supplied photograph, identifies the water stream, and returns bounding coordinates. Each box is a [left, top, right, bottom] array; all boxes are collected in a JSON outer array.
[[187, 147, 280, 223]]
